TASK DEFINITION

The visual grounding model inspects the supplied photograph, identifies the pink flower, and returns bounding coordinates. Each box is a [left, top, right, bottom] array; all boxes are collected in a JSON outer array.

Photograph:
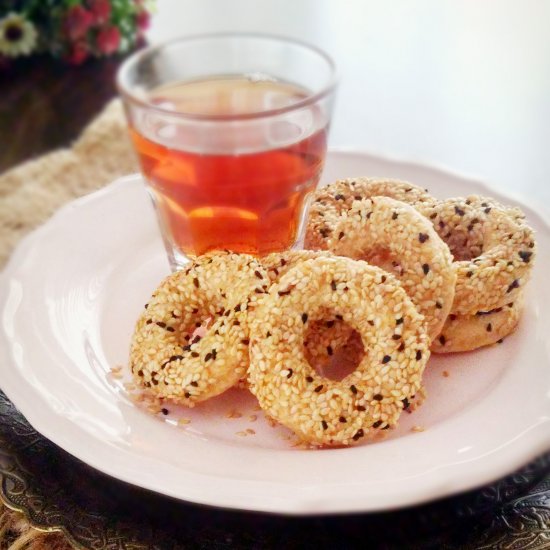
[[96, 25, 120, 55], [66, 42, 89, 65], [88, 0, 111, 24], [136, 10, 150, 32], [63, 5, 94, 41]]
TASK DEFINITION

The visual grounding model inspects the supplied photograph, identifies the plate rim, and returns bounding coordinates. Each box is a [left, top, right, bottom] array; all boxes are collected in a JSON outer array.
[[1, 149, 550, 515]]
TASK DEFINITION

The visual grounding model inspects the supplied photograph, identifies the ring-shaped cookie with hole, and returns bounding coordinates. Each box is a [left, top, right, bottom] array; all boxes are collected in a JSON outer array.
[[130, 252, 269, 405], [423, 196, 536, 316], [247, 256, 430, 446], [326, 197, 456, 341], [305, 177, 436, 250]]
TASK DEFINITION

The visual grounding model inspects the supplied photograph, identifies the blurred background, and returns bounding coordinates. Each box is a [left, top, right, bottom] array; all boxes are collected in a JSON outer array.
[[1, 0, 548, 195], [2, 0, 549, 207]]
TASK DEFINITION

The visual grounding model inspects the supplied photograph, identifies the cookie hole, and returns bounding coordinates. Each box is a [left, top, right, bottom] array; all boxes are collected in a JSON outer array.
[[303, 320, 364, 381]]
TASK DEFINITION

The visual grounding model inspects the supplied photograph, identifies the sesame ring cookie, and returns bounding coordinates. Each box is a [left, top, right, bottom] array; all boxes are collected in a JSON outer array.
[[130, 252, 269, 405], [305, 177, 436, 250], [247, 256, 430, 446], [326, 197, 456, 341], [432, 294, 524, 353], [423, 197, 536, 316]]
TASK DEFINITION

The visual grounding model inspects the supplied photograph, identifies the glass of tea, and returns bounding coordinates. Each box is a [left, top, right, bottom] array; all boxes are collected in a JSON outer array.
[[117, 33, 337, 270]]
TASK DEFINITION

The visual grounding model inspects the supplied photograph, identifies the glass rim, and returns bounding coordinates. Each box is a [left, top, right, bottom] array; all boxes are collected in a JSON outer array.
[[116, 32, 338, 122]]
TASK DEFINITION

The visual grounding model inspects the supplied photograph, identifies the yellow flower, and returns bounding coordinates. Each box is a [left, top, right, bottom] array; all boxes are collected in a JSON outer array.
[[0, 12, 38, 58]]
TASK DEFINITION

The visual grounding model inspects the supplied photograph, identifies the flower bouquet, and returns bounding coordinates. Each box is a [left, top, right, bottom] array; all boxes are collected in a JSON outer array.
[[0, 0, 154, 66]]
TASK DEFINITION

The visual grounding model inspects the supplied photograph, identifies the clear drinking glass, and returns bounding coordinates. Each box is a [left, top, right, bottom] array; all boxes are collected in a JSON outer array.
[[117, 33, 337, 270]]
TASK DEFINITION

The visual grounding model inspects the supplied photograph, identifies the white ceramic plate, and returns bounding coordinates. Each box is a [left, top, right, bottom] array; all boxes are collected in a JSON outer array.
[[1, 151, 549, 515]]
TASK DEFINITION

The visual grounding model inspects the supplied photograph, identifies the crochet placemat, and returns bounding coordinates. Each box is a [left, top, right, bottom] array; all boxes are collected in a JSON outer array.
[[0, 102, 549, 549]]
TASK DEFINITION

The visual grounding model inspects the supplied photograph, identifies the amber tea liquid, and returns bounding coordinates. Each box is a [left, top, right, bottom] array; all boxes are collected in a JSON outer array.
[[131, 77, 327, 258]]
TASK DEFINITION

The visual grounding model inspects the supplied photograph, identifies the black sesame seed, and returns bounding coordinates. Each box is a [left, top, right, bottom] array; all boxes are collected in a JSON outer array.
[[416, 350, 422, 361], [204, 353, 212, 362], [234, 304, 242, 312], [241, 339, 250, 345], [497, 338, 504, 344], [338, 231, 345, 240], [331, 280, 337, 291], [322, 420, 328, 430], [519, 250, 533, 263], [233, 320, 241, 326], [529, 241, 535, 248], [306, 376, 314, 383], [339, 416, 347, 423], [396, 317, 404, 325], [266, 331, 271, 337], [314, 385, 324, 393], [465, 199, 471, 205], [373, 394, 383, 401], [161, 408, 169, 415], [382, 355, 391, 364], [211, 349, 217, 360], [356, 405, 366, 411], [191, 351, 199, 358], [506, 279, 520, 293], [327, 345, 333, 356], [326, 320, 335, 328], [484, 207, 492, 214], [372, 421, 383, 429], [450, 314, 457, 321], [350, 385, 358, 394], [182, 345, 191, 352], [190, 381, 198, 387], [422, 263, 430, 275], [392, 212, 398, 220], [146, 319, 152, 325], [436, 301, 443, 309], [402, 398, 410, 411], [466, 271, 473, 278], [352, 429, 364, 440], [254, 270, 263, 279], [166, 326, 175, 332], [429, 212, 437, 220], [486, 323, 492, 332], [381, 275, 387, 283], [354, 195, 362, 200], [137, 369, 144, 377], [454, 206, 465, 216], [336, 314, 344, 320], [397, 342, 405, 352], [334, 194, 345, 201], [439, 335, 446, 345], [392, 334, 401, 340], [193, 277, 200, 288], [156, 321, 166, 328], [368, 320, 375, 326], [184, 392, 191, 398], [286, 369, 293, 379], [419, 233, 429, 243]]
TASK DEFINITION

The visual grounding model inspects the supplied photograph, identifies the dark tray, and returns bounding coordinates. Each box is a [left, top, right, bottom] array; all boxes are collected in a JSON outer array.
[[1, 389, 549, 550]]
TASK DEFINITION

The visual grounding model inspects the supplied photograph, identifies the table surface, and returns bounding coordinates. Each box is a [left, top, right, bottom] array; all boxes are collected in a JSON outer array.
[[3, 0, 550, 212]]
